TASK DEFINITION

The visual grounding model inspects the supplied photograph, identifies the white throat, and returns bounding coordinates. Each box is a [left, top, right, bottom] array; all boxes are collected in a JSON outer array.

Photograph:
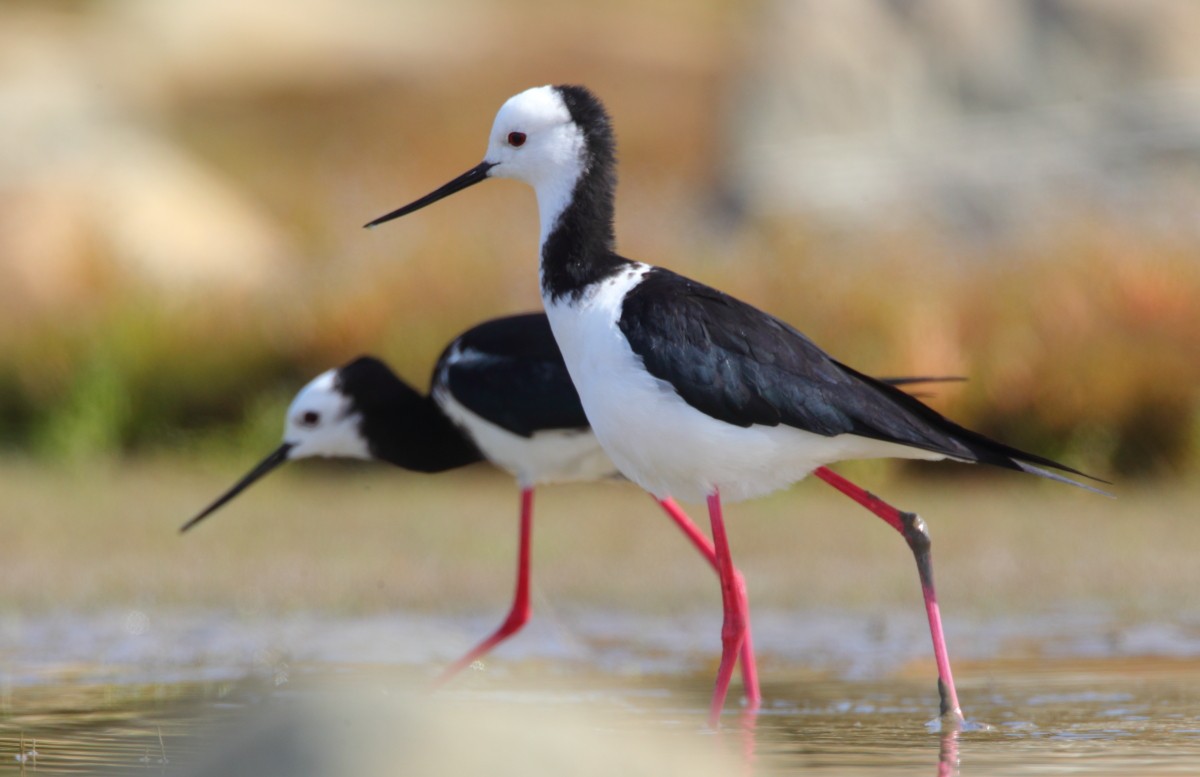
[[531, 128, 587, 250], [535, 170, 580, 249], [484, 84, 590, 254]]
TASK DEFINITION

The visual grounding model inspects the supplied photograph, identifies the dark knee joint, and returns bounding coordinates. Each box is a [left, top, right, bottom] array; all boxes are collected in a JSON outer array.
[[900, 510, 931, 555]]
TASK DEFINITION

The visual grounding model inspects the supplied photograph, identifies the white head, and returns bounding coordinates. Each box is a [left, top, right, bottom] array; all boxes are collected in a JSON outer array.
[[482, 86, 585, 189], [179, 367, 373, 533], [363, 85, 612, 242], [282, 369, 372, 461]]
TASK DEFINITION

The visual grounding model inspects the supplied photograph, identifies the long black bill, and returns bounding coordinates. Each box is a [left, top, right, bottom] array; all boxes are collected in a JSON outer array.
[[179, 443, 294, 534], [363, 161, 496, 229]]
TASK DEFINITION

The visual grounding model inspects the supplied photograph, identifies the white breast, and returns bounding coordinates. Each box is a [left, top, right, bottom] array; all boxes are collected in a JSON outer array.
[[542, 264, 945, 503], [433, 388, 619, 488]]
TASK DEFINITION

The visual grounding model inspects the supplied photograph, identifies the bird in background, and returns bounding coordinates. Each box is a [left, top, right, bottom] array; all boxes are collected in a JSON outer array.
[[182, 311, 950, 701], [181, 313, 760, 695], [364, 84, 1109, 727]]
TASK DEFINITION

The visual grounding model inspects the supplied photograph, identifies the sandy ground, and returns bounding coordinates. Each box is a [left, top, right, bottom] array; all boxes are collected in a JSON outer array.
[[3, 458, 1200, 775], [4, 457, 1196, 618]]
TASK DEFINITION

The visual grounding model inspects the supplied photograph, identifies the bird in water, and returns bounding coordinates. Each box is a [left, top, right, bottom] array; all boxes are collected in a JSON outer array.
[[181, 313, 761, 694], [364, 85, 1108, 726]]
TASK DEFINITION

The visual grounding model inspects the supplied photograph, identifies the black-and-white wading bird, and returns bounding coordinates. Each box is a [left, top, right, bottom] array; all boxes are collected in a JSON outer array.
[[181, 313, 763, 694], [364, 85, 1108, 727]]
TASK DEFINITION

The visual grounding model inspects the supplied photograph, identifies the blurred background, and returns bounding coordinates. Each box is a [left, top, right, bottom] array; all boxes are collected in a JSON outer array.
[[4, 0, 1198, 475], [2, 0, 1200, 627], [5, 5, 1200, 771]]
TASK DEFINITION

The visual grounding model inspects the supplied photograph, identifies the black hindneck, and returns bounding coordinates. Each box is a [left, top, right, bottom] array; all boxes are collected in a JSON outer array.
[[363, 391, 482, 474], [539, 163, 631, 303], [541, 84, 637, 302]]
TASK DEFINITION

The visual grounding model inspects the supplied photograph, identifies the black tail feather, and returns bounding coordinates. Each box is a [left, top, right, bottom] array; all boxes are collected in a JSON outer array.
[[836, 360, 1111, 495], [1012, 459, 1113, 497]]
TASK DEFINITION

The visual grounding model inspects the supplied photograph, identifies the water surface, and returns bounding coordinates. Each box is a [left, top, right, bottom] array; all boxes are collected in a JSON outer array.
[[3, 609, 1200, 774]]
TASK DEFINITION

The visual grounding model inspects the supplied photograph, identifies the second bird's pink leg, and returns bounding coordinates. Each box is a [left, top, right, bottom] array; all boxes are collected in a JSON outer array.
[[431, 486, 535, 688], [813, 466, 964, 721], [705, 488, 749, 727], [656, 496, 761, 710]]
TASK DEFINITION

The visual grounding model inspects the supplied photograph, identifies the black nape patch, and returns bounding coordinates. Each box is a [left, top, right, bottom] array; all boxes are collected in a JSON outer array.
[[540, 85, 629, 301]]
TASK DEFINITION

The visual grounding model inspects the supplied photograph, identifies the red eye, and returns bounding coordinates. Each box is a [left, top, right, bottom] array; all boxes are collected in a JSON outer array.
[[507, 131, 526, 147], [300, 411, 320, 426]]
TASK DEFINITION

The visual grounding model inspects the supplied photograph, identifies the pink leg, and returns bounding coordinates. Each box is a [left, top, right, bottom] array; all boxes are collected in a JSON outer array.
[[705, 488, 748, 727], [813, 466, 964, 721], [431, 486, 535, 688], [656, 496, 761, 711]]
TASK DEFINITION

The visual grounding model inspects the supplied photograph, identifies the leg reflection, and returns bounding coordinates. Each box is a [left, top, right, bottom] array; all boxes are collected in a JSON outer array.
[[937, 727, 960, 777]]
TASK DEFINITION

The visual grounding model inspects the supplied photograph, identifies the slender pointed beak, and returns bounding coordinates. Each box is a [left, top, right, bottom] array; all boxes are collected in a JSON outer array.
[[364, 161, 496, 228], [180, 443, 294, 534]]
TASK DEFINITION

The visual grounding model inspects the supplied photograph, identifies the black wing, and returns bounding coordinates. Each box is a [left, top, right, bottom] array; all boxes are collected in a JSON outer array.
[[433, 313, 590, 438], [618, 267, 1101, 486]]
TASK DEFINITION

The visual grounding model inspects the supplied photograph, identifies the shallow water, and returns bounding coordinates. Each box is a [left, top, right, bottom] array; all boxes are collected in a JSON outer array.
[[751, 667, 1200, 774], [3, 610, 1200, 774]]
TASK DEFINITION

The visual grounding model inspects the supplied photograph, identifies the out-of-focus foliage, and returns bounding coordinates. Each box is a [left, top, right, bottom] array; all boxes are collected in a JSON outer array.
[[4, 220, 1197, 478], [3, 0, 1198, 478]]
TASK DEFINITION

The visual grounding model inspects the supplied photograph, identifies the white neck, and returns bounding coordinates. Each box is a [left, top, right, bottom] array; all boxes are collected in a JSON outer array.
[[535, 176, 577, 249], [532, 123, 588, 250]]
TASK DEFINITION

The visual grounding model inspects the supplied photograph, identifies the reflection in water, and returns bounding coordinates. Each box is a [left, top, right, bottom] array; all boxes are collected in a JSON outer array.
[[7, 623, 1200, 777], [727, 705, 962, 776], [729, 705, 761, 776], [732, 664, 1200, 775], [2, 661, 1200, 774], [937, 728, 959, 777]]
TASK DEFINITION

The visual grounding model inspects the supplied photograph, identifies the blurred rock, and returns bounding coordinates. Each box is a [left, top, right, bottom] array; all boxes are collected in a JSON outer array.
[[0, 6, 295, 304], [727, 0, 1200, 242], [98, 0, 496, 101], [182, 685, 741, 777]]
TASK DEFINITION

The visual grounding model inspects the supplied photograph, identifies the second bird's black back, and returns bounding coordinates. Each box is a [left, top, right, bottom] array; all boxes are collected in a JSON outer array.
[[434, 313, 591, 438]]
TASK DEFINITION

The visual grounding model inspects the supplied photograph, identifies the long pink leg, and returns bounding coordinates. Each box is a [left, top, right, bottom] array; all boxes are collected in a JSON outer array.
[[656, 496, 761, 710], [431, 486, 535, 688], [813, 466, 964, 721], [705, 488, 748, 727]]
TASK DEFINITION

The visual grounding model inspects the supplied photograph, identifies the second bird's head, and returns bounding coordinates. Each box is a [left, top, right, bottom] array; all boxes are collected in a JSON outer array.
[[178, 358, 395, 533]]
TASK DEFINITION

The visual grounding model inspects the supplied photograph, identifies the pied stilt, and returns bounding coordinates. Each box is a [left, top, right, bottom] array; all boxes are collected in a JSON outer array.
[[180, 313, 759, 695], [364, 85, 1109, 726]]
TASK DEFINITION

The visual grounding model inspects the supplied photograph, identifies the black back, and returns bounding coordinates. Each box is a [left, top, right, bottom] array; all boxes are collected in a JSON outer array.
[[618, 266, 1093, 479], [535, 85, 1099, 487], [432, 313, 590, 438]]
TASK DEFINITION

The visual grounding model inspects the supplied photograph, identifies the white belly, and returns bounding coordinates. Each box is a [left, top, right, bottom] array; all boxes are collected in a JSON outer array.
[[543, 264, 943, 503], [434, 388, 618, 488]]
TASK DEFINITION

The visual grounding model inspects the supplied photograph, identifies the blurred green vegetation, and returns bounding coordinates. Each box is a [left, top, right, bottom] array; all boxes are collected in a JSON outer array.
[[4, 2, 1197, 480], [4, 213, 1197, 479]]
